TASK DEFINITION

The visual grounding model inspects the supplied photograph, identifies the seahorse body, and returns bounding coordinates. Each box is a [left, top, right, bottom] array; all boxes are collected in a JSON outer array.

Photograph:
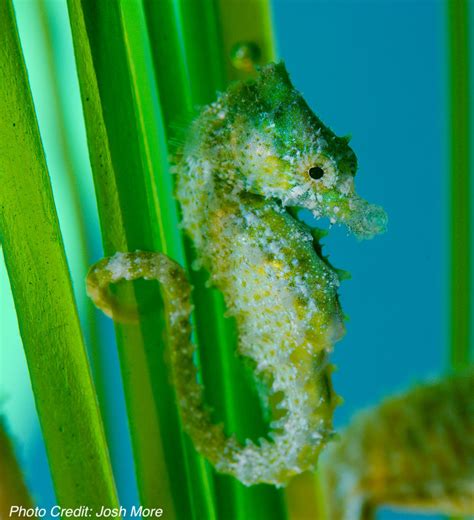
[[87, 63, 387, 486], [321, 369, 474, 519]]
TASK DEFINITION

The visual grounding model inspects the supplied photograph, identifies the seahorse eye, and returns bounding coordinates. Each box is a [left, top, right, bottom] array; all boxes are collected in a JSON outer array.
[[309, 166, 325, 180]]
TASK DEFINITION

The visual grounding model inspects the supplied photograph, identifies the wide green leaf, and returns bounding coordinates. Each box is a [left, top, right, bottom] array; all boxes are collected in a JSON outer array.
[[0, 0, 118, 509]]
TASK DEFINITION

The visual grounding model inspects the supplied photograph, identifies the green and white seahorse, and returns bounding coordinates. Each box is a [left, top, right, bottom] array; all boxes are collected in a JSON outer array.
[[87, 63, 387, 487]]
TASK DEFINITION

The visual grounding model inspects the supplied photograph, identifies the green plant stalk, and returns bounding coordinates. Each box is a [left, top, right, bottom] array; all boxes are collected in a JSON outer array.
[[216, 0, 276, 82], [67, 1, 216, 517], [285, 472, 326, 520], [0, 421, 33, 515], [66, 0, 177, 515], [447, 2, 471, 520], [38, 0, 128, 498], [0, 0, 118, 509], [34, 0, 111, 464], [36, 0, 106, 420], [447, 0, 471, 372], [144, 1, 288, 519], [119, 2, 217, 517]]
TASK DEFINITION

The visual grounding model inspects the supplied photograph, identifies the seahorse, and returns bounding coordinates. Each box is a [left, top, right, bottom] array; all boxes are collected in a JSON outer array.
[[321, 368, 474, 519], [86, 62, 387, 486]]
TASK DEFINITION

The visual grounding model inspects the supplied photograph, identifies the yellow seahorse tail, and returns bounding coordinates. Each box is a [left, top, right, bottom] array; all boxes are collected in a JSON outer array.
[[86, 251, 231, 458], [86, 251, 336, 487], [87, 252, 293, 482]]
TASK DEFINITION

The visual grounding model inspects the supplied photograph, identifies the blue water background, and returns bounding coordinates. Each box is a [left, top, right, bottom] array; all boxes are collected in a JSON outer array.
[[0, 1, 471, 519]]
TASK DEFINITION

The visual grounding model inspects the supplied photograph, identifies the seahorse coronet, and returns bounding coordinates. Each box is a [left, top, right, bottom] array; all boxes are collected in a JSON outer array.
[[86, 63, 386, 487]]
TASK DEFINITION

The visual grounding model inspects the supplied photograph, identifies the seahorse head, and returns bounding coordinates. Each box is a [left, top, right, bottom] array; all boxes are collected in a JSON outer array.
[[221, 62, 387, 239]]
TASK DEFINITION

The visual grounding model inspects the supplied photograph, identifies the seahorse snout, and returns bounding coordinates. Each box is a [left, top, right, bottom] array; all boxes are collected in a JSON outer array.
[[323, 194, 387, 240], [345, 197, 388, 239]]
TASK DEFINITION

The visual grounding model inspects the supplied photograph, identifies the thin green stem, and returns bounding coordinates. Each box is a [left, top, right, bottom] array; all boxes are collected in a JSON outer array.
[[67, 0, 177, 515], [119, 2, 217, 516], [447, 0, 472, 373], [0, 0, 118, 509], [67, 1, 217, 516], [447, 5, 472, 520], [286, 472, 326, 520], [36, 0, 106, 420], [215, 0, 276, 82]]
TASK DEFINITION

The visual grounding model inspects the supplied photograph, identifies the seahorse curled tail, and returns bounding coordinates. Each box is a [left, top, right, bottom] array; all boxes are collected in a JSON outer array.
[[86, 250, 338, 487]]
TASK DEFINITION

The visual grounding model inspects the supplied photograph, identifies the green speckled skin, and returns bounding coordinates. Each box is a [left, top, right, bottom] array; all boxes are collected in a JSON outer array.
[[87, 63, 386, 487]]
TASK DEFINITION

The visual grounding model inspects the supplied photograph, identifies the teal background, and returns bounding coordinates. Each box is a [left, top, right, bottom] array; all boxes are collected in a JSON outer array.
[[0, 1, 472, 519]]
